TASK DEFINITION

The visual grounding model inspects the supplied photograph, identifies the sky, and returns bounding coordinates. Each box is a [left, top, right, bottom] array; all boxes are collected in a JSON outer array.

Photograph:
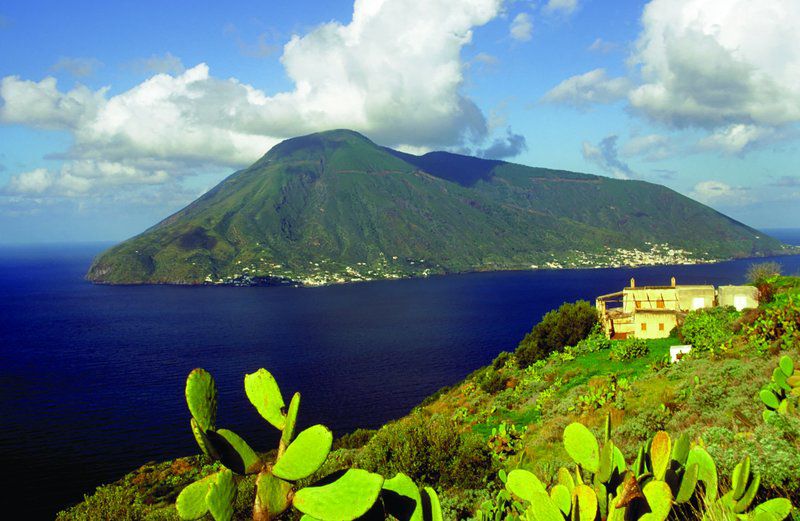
[[1, 0, 799, 243]]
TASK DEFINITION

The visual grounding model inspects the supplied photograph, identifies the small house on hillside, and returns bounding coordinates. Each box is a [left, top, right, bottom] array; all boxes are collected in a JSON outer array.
[[596, 277, 758, 339]]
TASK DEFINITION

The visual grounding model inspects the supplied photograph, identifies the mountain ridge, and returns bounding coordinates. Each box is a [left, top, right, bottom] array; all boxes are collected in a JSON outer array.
[[86, 129, 788, 285]]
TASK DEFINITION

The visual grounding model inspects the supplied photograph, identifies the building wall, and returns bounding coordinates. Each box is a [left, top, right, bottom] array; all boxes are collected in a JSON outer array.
[[718, 285, 759, 310], [622, 287, 678, 314], [675, 286, 716, 311], [633, 312, 678, 339]]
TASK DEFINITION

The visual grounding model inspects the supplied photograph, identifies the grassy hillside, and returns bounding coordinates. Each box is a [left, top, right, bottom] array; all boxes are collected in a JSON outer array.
[[59, 273, 800, 520], [86, 130, 787, 285]]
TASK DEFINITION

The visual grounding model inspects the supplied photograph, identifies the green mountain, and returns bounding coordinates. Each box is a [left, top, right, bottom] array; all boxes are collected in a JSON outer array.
[[86, 129, 786, 285]]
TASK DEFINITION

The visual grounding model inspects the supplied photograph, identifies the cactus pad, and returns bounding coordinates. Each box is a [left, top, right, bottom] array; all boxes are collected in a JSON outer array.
[[282, 392, 301, 447], [206, 469, 236, 521], [206, 428, 262, 475], [650, 431, 671, 481], [525, 491, 564, 521], [273, 424, 333, 481], [549, 484, 571, 515], [675, 463, 698, 504], [639, 480, 672, 521], [423, 487, 443, 521], [506, 469, 546, 501], [572, 484, 598, 521], [186, 368, 217, 431], [176, 472, 217, 520], [244, 368, 286, 430], [779, 356, 794, 378], [752, 498, 792, 520], [686, 446, 718, 503], [190, 417, 218, 459], [292, 468, 384, 520], [382, 472, 423, 521], [760, 389, 780, 409], [671, 433, 690, 467], [563, 422, 600, 473], [557, 466, 575, 492], [254, 470, 292, 518]]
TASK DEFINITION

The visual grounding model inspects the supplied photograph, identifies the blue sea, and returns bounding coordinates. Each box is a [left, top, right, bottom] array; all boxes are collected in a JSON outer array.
[[1, 231, 799, 518]]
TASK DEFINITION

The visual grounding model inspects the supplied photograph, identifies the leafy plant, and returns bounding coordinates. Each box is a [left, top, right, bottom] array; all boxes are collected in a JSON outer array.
[[177, 368, 443, 521], [760, 355, 800, 422], [504, 416, 793, 521], [611, 337, 649, 361], [680, 307, 739, 353], [516, 301, 598, 368], [487, 422, 527, 463], [746, 262, 781, 285]]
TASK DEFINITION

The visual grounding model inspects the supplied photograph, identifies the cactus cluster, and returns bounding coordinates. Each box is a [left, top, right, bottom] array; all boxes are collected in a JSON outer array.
[[177, 368, 443, 521], [504, 415, 793, 521], [487, 422, 526, 462], [759, 355, 800, 421]]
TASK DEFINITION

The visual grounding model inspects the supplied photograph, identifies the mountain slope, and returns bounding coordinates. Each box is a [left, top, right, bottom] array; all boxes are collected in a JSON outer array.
[[87, 129, 785, 285]]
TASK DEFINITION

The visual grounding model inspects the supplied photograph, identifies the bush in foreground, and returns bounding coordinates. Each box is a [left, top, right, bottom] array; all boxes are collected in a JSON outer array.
[[516, 300, 598, 368]]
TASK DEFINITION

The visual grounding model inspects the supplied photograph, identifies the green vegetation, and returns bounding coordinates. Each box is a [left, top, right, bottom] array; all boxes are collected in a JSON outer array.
[[516, 301, 598, 368], [760, 355, 800, 422], [680, 307, 739, 353], [86, 130, 788, 286], [61, 275, 800, 519], [178, 367, 444, 521]]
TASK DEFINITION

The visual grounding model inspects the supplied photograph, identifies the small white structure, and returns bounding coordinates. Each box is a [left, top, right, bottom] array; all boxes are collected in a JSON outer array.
[[670, 345, 692, 363]]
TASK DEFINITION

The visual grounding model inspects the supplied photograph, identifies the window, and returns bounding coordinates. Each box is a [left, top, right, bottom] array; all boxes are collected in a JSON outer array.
[[641, 323, 647, 332], [659, 323, 665, 331], [692, 297, 705, 310], [657, 299, 665, 309], [733, 295, 747, 311], [635, 300, 642, 309]]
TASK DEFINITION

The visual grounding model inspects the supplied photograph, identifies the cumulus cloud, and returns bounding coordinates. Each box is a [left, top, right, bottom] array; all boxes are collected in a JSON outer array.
[[0, 76, 107, 130], [621, 134, 674, 161], [543, 0, 579, 16], [690, 180, 753, 206], [582, 135, 635, 179], [478, 129, 527, 159], [695, 124, 779, 155], [51, 57, 103, 78], [0, 0, 503, 197], [510, 13, 533, 42], [542, 69, 629, 108], [630, 0, 800, 129]]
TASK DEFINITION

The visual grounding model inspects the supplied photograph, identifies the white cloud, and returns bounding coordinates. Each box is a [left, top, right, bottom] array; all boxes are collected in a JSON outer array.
[[542, 68, 629, 107], [0, 76, 106, 130], [690, 180, 753, 206], [630, 0, 800, 128], [51, 57, 103, 78], [621, 134, 674, 161], [543, 0, 579, 16], [0, 0, 503, 197], [695, 124, 778, 155], [510, 13, 533, 42]]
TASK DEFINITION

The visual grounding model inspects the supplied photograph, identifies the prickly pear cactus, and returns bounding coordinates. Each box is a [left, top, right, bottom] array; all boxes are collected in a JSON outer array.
[[177, 368, 441, 521], [504, 421, 794, 521], [760, 355, 799, 421]]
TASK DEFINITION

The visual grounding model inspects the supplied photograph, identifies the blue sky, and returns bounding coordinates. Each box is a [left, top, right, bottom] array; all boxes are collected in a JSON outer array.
[[1, 0, 798, 243]]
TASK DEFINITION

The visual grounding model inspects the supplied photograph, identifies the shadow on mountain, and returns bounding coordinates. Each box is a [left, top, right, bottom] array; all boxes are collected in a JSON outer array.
[[386, 148, 504, 187]]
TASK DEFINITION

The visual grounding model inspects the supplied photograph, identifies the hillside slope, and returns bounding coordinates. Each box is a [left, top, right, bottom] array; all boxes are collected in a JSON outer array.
[[86, 130, 785, 285]]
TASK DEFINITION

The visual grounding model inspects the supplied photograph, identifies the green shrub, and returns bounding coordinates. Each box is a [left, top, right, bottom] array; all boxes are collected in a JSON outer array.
[[479, 369, 508, 394], [333, 428, 376, 450], [492, 351, 512, 370], [611, 337, 649, 361], [515, 300, 598, 368], [680, 306, 739, 352], [355, 413, 495, 489]]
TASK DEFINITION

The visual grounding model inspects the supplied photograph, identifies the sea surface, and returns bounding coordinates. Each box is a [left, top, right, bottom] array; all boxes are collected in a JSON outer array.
[[2, 230, 799, 518]]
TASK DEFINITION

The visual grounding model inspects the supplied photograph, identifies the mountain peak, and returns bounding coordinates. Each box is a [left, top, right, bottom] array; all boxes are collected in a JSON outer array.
[[264, 129, 375, 161]]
